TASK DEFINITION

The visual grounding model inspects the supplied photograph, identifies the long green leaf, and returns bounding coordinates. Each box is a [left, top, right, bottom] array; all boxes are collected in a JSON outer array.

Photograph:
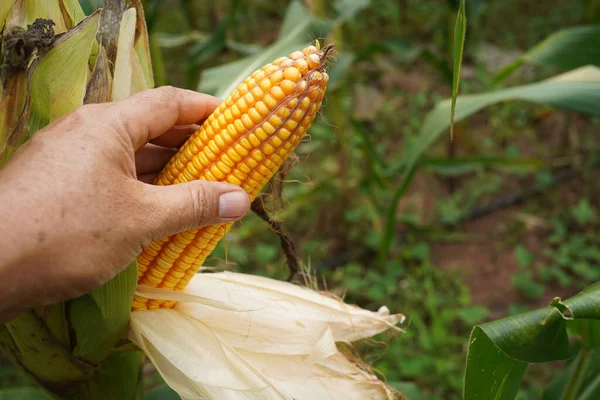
[[424, 69, 600, 151], [464, 283, 600, 400], [378, 66, 600, 270], [200, 0, 317, 98], [68, 261, 138, 363], [496, 26, 600, 83], [28, 10, 100, 134], [450, 0, 466, 138], [334, 0, 371, 23], [198, 0, 367, 98]]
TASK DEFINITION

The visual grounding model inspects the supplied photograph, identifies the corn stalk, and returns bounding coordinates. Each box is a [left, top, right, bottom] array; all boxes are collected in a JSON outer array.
[[0, 1, 154, 398]]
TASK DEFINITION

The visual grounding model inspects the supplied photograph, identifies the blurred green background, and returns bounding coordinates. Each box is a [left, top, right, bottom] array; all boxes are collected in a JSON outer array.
[[5, 0, 600, 399]]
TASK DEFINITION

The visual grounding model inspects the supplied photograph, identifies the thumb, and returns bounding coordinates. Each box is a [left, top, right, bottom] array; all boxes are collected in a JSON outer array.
[[141, 181, 250, 240]]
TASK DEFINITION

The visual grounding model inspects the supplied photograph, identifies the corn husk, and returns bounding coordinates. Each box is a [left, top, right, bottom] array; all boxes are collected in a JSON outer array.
[[130, 271, 404, 400]]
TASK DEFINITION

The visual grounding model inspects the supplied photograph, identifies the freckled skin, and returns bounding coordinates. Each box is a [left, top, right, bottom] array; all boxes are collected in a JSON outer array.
[[0, 87, 251, 323]]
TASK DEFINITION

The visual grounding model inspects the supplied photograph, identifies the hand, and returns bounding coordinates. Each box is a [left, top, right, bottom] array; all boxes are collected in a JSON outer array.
[[0, 86, 251, 321]]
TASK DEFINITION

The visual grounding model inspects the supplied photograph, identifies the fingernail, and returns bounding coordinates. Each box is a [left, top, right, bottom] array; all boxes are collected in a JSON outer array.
[[219, 191, 249, 219]]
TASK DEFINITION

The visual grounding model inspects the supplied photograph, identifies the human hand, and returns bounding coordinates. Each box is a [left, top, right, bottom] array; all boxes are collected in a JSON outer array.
[[0, 86, 251, 321]]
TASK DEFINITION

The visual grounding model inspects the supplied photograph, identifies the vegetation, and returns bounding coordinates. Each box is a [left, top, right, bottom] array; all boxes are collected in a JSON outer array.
[[1, 0, 600, 399]]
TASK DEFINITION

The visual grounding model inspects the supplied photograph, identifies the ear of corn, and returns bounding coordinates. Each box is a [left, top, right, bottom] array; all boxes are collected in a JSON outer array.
[[133, 43, 331, 310]]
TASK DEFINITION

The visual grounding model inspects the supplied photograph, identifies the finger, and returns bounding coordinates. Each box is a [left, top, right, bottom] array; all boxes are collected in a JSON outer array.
[[135, 144, 178, 175], [150, 124, 199, 148], [139, 181, 250, 240], [108, 86, 221, 150]]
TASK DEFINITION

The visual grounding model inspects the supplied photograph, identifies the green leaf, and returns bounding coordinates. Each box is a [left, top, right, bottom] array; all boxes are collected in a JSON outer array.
[[0, 388, 53, 400], [514, 245, 534, 268], [464, 327, 528, 400], [496, 26, 600, 82], [199, 0, 317, 98], [450, 0, 466, 139], [334, 0, 371, 23], [28, 10, 101, 134], [185, 0, 241, 86], [389, 381, 431, 400], [405, 67, 600, 200], [423, 73, 600, 153], [571, 198, 597, 225], [278, 0, 315, 38], [197, 0, 367, 98], [456, 305, 489, 326], [82, 350, 143, 400], [61, 0, 86, 28], [145, 384, 180, 400], [464, 283, 600, 399], [5, 311, 94, 384], [542, 347, 600, 400], [78, 0, 102, 15], [68, 260, 138, 362]]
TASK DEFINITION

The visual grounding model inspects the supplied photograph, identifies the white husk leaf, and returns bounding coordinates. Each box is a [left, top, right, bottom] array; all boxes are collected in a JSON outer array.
[[129, 271, 404, 400], [112, 8, 137, 101]]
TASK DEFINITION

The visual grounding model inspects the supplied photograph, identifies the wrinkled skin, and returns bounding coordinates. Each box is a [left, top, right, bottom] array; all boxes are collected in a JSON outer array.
[[0, 86, 250, 322]]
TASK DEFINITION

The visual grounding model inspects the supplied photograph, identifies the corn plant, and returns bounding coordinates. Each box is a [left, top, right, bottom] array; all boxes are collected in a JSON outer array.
[[414, 6, 600, 399], [0, 1, 404, 399], [0, 1, 153, 398]]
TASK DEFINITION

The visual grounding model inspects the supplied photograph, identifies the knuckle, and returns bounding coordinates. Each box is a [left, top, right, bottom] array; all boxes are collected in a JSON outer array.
[[131, 86, 180, 115], [188, 183, 210, 226], [72, 103, 103, 121], [156, 85, 179, 98]]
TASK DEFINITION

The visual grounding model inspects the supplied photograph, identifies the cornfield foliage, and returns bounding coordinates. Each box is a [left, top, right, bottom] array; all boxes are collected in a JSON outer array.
[[1, 0, 600, 399]]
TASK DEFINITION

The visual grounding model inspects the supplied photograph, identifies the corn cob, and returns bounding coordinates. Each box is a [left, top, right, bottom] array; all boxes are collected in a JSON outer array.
[[133, 42, 331, 311]]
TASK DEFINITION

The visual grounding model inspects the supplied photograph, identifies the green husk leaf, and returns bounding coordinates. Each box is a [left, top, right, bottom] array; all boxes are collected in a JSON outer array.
[[0, 73, 28, 167], [68, 260, 138, 363], [28, 10, 101, 134], [24, 0, 68, 34], [0, 0, 16, 30], [112, 7, 137, 100], [60, 0, 86, 28], [34, 303, 70, 349], [130, 0, 154, 89], [81, 350, 143, 400], [5, 311, 94, 384]]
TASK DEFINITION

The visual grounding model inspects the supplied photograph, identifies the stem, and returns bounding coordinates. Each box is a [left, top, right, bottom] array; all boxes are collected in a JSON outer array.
[[560, 348, 592, 400], [377, 165, 417, 266]]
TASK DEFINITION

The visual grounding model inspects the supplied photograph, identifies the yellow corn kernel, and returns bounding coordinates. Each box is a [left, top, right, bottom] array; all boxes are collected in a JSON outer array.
[[133, 42, 331, 310]]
